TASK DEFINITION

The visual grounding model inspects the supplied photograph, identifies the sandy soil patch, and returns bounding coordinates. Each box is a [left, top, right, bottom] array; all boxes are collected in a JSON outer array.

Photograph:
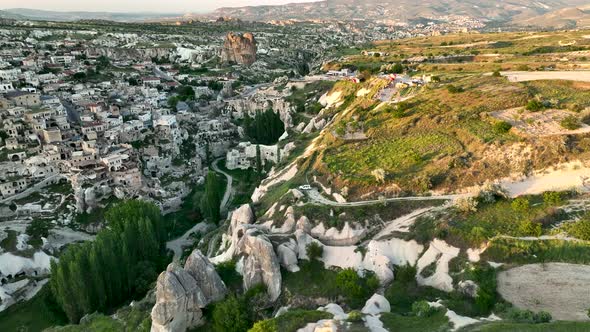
[[441, 41, 496, 48], [498, 263, 590, 321], [356, 88, 371, 97], [490, 107, 590, 137], [518, 34, 550, 40], [559, 40, 577, 46], [502, 71, 590, 83], [502, 161, 590, 196], [319, 91, 342, 108]]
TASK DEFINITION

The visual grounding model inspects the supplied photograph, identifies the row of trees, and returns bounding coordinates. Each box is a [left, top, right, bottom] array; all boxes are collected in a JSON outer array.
[[243, 109, 285, 145], [200, 171, 223, 224], [50, 201, 167, 323]]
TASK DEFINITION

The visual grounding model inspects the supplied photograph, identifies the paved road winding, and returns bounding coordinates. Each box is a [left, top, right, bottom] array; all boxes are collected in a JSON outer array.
[[211, 158, 234, 215]]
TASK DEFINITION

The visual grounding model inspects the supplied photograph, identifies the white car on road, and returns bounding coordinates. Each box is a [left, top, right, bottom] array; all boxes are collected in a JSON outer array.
[[298, 185, 312, 191]]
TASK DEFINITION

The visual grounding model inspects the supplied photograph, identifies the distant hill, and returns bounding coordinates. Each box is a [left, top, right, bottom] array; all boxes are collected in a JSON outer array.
[[201, 0, 590, 24], [517, 6, 590, 28], [2, 8, 180, 22], [0, 9, 26, 20]]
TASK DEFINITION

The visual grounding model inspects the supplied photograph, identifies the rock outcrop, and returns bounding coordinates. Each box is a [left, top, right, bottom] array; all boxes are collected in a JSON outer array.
[[151, 250, 227, 332], [210, 204, 255, 264], [220, 32, 257, 66], [238, 228, 282, 302], [277, 239, 300, 272], [184, 250, 227, 303], [151, 265, 207, 332]]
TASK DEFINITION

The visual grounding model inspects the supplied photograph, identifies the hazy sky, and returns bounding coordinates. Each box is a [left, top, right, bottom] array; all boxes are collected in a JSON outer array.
[[0, 0, 320, 13]]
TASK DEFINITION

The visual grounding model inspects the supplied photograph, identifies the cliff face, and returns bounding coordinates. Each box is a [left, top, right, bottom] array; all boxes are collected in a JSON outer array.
[[220, 32, 257, 66]]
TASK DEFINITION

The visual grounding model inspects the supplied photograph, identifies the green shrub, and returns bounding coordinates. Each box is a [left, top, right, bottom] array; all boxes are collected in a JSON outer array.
[[212, 295, 252, 332], [396, 264, 417, 283], [560, 115, 582, 130], [518, 220, 542, 237], [347, 310, 363, 322], [248, 319, 277, 332], [335, 268, 380, 308], [248, 309, 332, 332], [534, 311, 552, 323], [306, 242, 324, 261], [492, 70, 502, 77], [419, 261, 438, 278], [511, 197, 530, 212], [493, 121, 512, 134], [391, 63, 404, 74], [563, 218, 590, 241], [543, 191, 563, 206], [216, 260, 243, 291], [391, 108, 406, 118], [412, 300, 435, 317], [526, 99, 544, 112], [507, 308, 552, 324], [446, 85, 464, 94]]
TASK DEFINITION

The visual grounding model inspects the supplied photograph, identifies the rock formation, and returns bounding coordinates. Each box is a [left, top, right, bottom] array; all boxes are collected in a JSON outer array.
[[184, 250, 227, 303], [238, 228, 282, 302], [151, 250, 227, 332], [220, 32, 257, 66]]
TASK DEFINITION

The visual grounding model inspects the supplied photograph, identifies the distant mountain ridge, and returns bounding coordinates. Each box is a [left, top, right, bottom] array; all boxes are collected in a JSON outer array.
[[1, 8, 180, 22], [4, 1, 590, 27], [205, 0, 590, 24]]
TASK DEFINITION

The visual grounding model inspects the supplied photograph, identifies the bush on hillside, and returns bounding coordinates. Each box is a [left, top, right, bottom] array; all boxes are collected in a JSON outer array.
[[335, 268, 380, 308], [560, 115, 582, 130], [493, 121, 512, 134], [306, 242, 324, 261], [526, 99, 544, 112], [511, 197, 530, 212], [412, 300, 436, 317]]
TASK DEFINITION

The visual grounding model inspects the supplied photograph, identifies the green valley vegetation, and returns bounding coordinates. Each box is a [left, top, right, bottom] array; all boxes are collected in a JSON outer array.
[[243, 109, 285, 145], [50, 200, 168, 323]]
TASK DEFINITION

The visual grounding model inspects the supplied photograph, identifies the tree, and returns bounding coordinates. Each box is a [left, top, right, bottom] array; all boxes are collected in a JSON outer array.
[[256, 144, 263, 179], [50, 200, 166, 323], [201, 171, 222, 224], [244, 109, 285, 145], [335, 269, 379, 308], [73, 72, 87, 81]]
